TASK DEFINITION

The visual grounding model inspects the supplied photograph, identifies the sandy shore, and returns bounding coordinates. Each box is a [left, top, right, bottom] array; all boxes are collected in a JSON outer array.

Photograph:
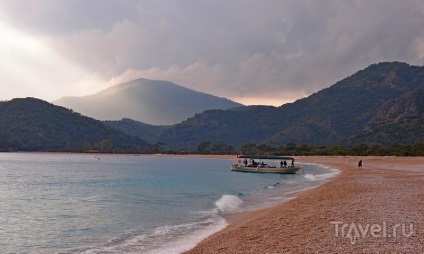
[[185, 156, 424, 253]]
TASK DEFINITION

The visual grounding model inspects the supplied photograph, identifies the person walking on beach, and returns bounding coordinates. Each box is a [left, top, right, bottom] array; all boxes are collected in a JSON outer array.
[[358, 160, 362, 168]]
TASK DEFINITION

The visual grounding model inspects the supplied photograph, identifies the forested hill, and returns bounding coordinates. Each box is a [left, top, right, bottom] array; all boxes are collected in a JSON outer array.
[[157, 62, 424, 150], [0, 98, 151, 153], [104, 118, 170, 144], [348, 88, 424, 146]]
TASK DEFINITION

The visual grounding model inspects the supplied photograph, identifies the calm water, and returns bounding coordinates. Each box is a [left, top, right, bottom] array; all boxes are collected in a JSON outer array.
[[0, 153, 338, 254]]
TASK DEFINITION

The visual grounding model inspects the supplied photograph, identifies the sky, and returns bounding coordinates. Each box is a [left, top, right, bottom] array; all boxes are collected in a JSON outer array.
[[1, 0, 424, 106]]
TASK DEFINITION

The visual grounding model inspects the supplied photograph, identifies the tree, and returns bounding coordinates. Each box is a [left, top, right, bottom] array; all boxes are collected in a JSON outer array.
[[240, 143, 258, 155], [196, 141, 211, 154], [351, 143, 369, 155], [210, 141, 235, 154], [151, 142, 165, 153], [99, 139, 113, 153]]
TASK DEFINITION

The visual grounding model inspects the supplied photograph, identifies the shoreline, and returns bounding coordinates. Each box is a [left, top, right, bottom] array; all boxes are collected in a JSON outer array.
[[222, 164, 340, 225], [185, 156, 424, 253], [0, 151, 237, 159]]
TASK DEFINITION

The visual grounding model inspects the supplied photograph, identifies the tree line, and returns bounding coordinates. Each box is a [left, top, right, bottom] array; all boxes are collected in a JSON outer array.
[[153, 141, 424, 156]]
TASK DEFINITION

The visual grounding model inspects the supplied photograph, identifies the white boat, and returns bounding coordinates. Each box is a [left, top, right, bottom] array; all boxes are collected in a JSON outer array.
[[231, 155, 301, 174]]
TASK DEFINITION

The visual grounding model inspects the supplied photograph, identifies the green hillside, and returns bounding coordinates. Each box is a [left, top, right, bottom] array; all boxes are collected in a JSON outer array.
[[0, 98, 151, 153], [104, 118, 170, 144], [348, 88, 424, 146], [156, 62, 424, 150]]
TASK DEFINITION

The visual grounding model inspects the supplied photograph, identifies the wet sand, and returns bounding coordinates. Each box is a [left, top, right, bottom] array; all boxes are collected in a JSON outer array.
[[185, 156, 424, 253]]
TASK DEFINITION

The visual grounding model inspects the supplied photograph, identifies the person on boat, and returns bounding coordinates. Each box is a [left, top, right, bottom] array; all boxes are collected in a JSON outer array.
[[291, 158, 295, 167], [358, 160, 362, 168], [283, 160, 287, 168], [280, 160, 283, 168], [243, 159, 248, 167]]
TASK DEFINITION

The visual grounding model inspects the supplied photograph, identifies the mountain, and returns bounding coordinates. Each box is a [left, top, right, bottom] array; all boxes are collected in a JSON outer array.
[[53, 78, 243, 125], [347, 88, 424, 146], [0, 98, 150, 153], [104, 118, 170, 144], [156, 62, 424, 150], [266, 61, 424, 145]]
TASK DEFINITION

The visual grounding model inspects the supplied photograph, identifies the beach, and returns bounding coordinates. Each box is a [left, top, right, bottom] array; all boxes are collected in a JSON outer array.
[[185, 156, 424, 253]]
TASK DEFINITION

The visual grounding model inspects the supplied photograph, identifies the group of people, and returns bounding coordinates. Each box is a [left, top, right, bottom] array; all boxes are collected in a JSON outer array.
[[280, 158, 295, 168], [242, 159, 268, 167], [241, 158, 295, 168]]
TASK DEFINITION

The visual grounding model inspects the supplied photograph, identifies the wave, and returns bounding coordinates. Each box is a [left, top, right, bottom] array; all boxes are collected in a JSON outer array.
[[315, 172, 339, 180], [304, 172, 339, 181], [302, 164, 340, 182], [214, 194, 243, 213], [304, 173, 318, 181], [65, 218, 227, 254], [64, 194, 243, 254]]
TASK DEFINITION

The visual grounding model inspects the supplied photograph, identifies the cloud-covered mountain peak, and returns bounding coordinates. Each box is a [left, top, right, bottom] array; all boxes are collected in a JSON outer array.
[[54, 78, 243, 125]]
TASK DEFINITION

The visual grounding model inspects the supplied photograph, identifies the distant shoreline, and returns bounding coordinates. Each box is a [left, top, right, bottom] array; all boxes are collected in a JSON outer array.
[[0, 151, 237, 159], [4, 151, 424, 160], [185, 156, 424, 253]]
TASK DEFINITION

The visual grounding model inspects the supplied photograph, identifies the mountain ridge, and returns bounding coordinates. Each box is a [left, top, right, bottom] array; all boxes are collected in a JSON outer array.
[[3, 62, 422, 153], [53, 78, 243, 125], [0, 98, 150, 153], [154, 62, 424, 150]]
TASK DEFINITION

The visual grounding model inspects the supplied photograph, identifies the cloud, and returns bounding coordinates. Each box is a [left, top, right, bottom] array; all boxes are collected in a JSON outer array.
[[1, 0, 424, 105], [0, 19, 105, 101]]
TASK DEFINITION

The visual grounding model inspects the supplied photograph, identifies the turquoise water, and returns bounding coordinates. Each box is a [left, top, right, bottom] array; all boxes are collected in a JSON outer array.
[[0, 153, 338, 254]]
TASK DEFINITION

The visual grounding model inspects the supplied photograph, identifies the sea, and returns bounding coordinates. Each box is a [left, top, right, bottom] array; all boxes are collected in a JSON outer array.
[[0, 153, 339, 254]]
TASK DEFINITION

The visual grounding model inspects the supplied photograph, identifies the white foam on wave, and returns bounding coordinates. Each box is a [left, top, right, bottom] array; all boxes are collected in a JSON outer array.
[[315, 172, 340, 180], [215, 194, 243, 213], [304, 174, 317, 181], [145, 218, 228, 254], [74, 195, 242, 254], [76, 217, 228, 254], [311, 164, 341, 174], [302, 164, 340, 182]]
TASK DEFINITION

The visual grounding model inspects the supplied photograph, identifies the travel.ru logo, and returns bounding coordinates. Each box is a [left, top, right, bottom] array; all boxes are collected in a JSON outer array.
[[330, 221, 415, 245]]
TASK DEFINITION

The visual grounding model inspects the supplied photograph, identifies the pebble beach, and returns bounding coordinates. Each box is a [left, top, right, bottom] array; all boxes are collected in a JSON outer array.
[[185, 156, 424, 253]]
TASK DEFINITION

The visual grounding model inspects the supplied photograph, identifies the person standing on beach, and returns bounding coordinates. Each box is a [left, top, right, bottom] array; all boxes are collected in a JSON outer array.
[[358, 160, 362, 168]]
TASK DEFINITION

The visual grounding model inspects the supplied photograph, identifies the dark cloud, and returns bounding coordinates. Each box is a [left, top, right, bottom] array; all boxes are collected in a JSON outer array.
[[1, 0, 424, 105], [0, 0, 140, 35]]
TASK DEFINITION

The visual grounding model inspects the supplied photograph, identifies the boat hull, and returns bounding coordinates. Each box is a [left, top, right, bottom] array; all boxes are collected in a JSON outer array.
[[231, 165, 301, 174]]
